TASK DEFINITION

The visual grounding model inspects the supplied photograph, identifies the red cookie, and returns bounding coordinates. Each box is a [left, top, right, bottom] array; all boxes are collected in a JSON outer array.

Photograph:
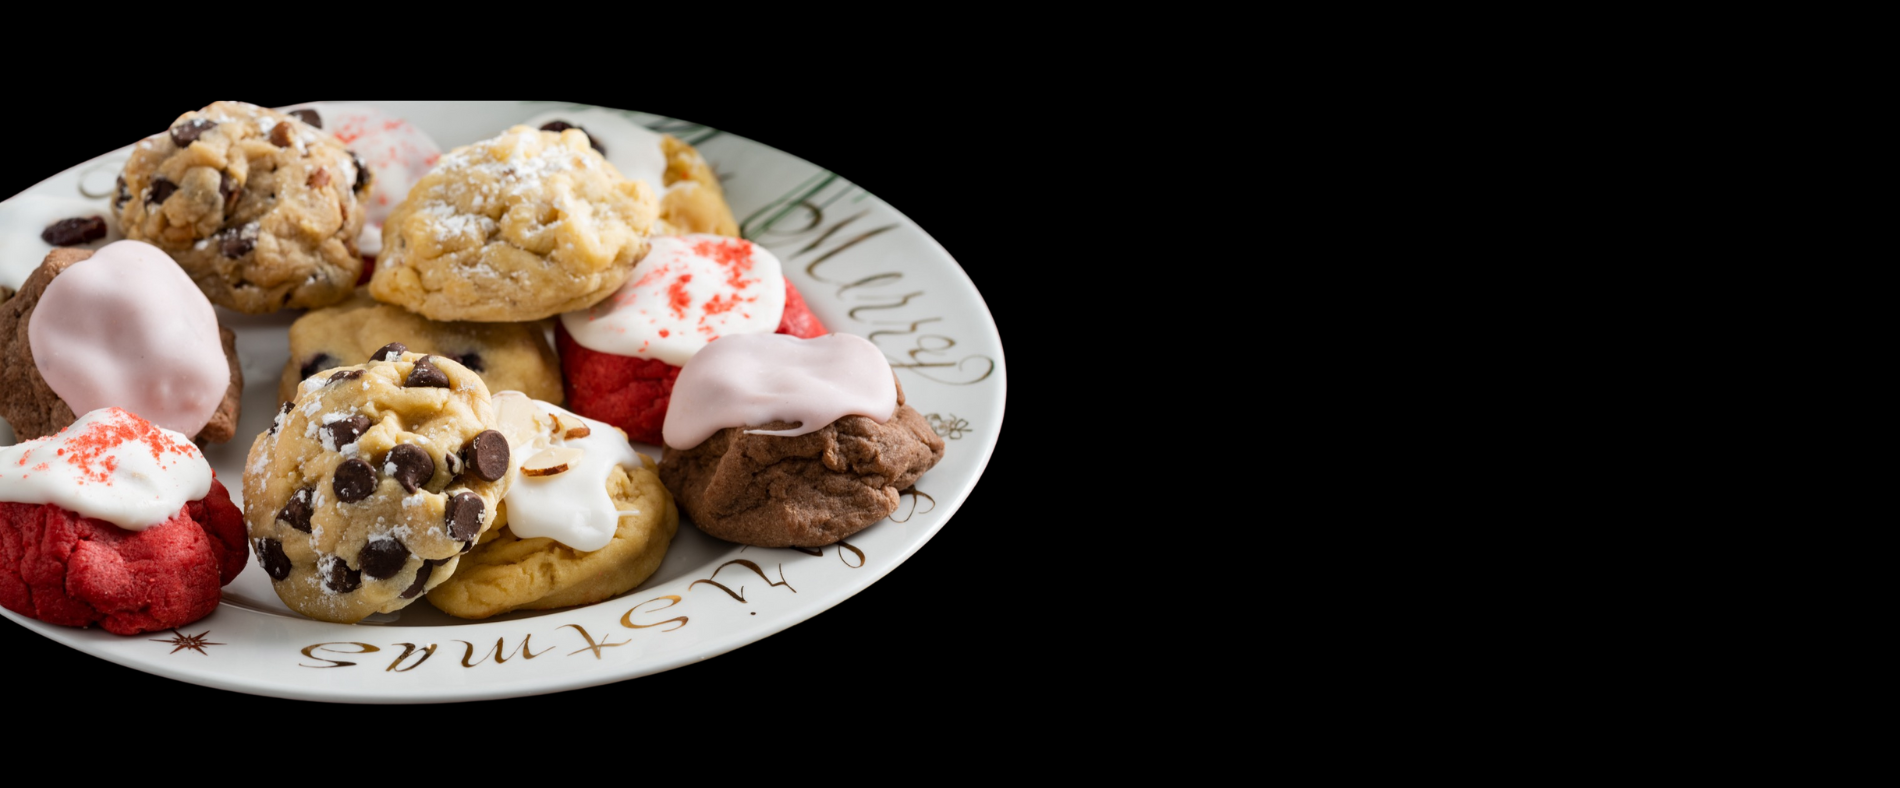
[[560, 279, 827, 446], [0, 479, 246, 635]]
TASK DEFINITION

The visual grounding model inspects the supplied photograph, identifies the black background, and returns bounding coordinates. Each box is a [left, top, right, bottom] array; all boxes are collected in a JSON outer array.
[[0, 98, 1037, 716]]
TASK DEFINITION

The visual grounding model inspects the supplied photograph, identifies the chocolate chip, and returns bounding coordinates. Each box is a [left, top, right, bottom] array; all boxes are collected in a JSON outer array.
[[147, 177, 176, 205], [445, 492, 485, 541], [539, 120, 605, 155], [333, 458, 376, 503], [323, 415, 371, 449], [328, 368, 364, 384], [257, 539, 291, 581], [371, 342, 407, 363], [350, 152, 370, 193], [399, 558, 442, 599], [268, 401, 293, 435], [39, 216, 106, 246], [270, 122, 294, 148], [360, 538, 409, 580], [444, 450, 464, 477], [219, 171, 240, 211], [452, 352, 484, 372], [464, 430, 510, 482], [219, 228, 253, 258], [321, 555, 361, 593], [170, 118, 217, 147], [300, 353, 336, 379], [276, 487, 314, 533], [114, 176, 130, 210], [386, 444, 434, 493], [405, 356, 449, 388], [289, 108, 322, 128]]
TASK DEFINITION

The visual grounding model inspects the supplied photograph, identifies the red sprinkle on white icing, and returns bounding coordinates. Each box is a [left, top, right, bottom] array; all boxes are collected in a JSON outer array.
[[661, 333, 897, 450], [0, 407, 212, 530], [560, 235, 785, 366]]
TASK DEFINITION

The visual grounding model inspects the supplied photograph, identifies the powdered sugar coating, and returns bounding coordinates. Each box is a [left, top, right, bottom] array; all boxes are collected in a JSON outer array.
[[369, 125, 657, 322]]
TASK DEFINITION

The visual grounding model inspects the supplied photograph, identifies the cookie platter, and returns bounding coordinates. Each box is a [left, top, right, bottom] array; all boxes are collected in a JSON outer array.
[[0, 101, 1004, 703]]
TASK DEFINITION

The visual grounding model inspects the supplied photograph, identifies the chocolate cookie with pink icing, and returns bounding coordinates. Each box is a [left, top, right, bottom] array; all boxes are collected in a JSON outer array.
[[656, 333, 943, 548], [0, 240, 243, 444]]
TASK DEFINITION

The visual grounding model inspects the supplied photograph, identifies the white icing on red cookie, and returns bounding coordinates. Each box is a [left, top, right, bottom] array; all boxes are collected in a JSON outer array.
[[559, 235, 786, 366], [0, 407, 212, 530]]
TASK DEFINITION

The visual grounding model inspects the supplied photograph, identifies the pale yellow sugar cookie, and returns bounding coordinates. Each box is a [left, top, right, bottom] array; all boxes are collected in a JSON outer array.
[[278, 292, 563, 406], [243, 351, 513, 624], [427, 455, 678, 620], [116, 101, 371, 313], [369, 126, 658, 322], [656, 135, 739, 237]]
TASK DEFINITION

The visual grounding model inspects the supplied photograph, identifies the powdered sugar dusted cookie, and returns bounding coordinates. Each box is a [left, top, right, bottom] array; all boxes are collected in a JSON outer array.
[[243, 348, 512, 624], [369, 126, 658, 322], [523, 112, 737, 237]]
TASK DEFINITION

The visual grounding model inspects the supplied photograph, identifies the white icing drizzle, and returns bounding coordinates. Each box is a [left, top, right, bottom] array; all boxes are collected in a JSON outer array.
[[559, 235, 785, 366], [491, 392, 642, 552], [0, 408, 212, 530], [661, 333, 898, 450]]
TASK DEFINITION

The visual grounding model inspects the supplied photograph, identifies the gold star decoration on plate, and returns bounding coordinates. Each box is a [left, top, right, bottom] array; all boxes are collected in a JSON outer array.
[[150, 629, 224, 655]]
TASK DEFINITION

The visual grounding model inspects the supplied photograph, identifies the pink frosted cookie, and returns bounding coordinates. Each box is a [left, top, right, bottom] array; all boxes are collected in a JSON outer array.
[[655, 333, 943, 547], [0, 242, 242, 443]]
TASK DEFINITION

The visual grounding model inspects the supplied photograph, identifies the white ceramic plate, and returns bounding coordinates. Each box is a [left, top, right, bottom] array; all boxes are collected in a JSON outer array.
[[0, 101, 1005, 703]]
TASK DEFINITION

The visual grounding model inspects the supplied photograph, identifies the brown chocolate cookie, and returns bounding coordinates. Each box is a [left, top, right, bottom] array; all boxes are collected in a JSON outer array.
[[0, 248, 242, 443], [658, 385, 944, 547]]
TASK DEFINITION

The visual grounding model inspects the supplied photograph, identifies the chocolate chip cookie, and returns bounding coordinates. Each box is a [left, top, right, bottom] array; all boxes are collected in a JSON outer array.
[[278, 292, 563, 406], [243, 349, 512, 624], [368, 126, 657, 322], [116, 101, 373, 313]]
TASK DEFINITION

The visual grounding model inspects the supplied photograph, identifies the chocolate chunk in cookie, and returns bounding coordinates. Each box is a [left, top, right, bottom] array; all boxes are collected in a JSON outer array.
[[170, 119, 216, 147], [386, 444, 434, 493], [257, 538, 292, 581], [445, 492, 484, 541], [323, 415, 370, 449], [333, 459, 377, 503], [372, 342, 408, 363], [289, 108, 322, 128], [276, 487, 314, 533], [405, 356, 449, 388], [359, 538, 408, 580], [464, 430, 510, 482], [321, 555, 361, 593]]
